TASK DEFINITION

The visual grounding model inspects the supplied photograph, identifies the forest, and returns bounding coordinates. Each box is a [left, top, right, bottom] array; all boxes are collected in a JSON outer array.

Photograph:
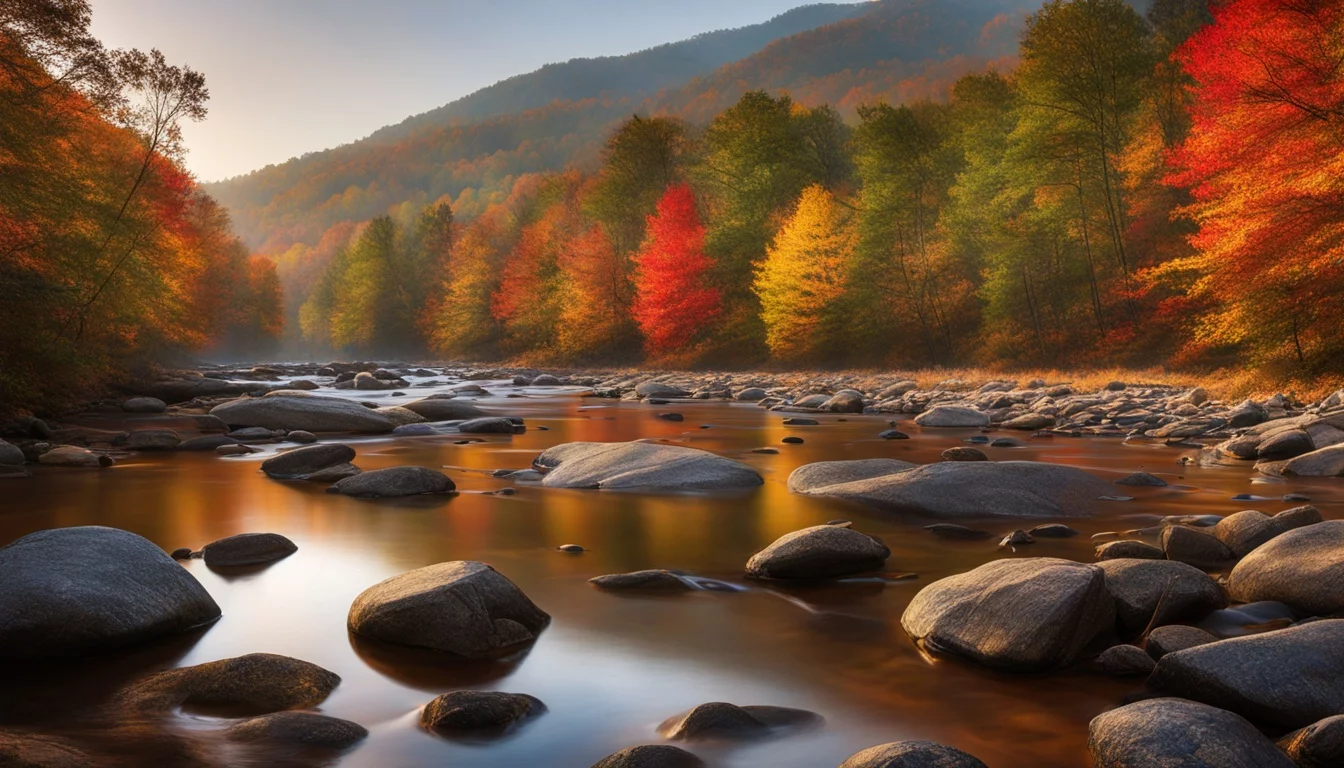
[[289, 0, 1344, 386], [0, 1, 282, 413]]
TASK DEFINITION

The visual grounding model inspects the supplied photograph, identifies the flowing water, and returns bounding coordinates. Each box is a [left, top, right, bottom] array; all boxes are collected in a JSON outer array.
[[2, 379, 1339, 767]]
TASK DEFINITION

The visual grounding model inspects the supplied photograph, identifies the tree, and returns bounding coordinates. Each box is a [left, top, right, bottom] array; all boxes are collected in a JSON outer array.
[[754, 185, 855, 364], [633, 184, 721, 358], [555, 222, 638, 361], [585, 115, 688, 255], [329, 216, 398, 354]]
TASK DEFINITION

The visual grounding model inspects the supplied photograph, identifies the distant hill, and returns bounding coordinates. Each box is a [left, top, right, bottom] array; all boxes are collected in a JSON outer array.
[[208, 0, 1035, 255]]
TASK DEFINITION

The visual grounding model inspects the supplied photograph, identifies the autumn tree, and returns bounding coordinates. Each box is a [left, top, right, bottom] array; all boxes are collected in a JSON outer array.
[[633, 183, 721, 358], [585, 115, 689, 255], [754, 185, 855, 364]]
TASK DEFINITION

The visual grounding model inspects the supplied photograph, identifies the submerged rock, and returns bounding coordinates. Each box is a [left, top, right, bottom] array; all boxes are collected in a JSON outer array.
[[202, 533, 297, 568], [657, 702, 820, 741], [838, 741, 988, 768], [226, 711, 368, 749], [401, 398, 487, 421], [348, 561, 549, 658], [901, 557, 1114, 671], [0, 526, 219, 660], [533, 442, 762, 491], [458, 417, 519, 434], [121, 653, 340, 715], [745, 525, 889, 580], [37, 445, 112, 467], [590, 570, 693, 592], [328, 466, 455, 498], [1088, 698, 1292, 768]]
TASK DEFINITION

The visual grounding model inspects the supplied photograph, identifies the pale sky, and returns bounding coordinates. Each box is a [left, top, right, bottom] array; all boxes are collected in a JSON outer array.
[[90, 0, 845, 182]]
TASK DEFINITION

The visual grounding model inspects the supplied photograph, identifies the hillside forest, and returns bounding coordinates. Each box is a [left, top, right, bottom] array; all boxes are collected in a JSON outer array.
[[4, 0, 1344, 415]]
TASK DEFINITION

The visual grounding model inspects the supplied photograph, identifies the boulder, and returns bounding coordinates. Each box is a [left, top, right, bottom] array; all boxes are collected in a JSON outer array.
[[1088, 698, 1293, 768], [0, 527, 219, 660], [211, 395, 394, 433], [1095, 541, 1165, 561], [260, 444, 355, 479], [226, 712, 368, 749], [1275, 504, 1324, 531], [636, 382, 689, 399], [786, 459, 916, 494], [941, 447, 987, 462], [1213, 510, 1282, 558], [797, 461, 1114, 519], [38, 445, 112, 467], [1257, 429, 1314, 460], [374, 405, 425, 427], [0, 439, 24, 466], [901, 558, 1115, 671], [533, 442, 762, 491], [820, 391, 865, 413], [122, 396, 168, 413], [658, 702, 819, 741], [458, 417, 518, 434], [1161, 525, 1234, 568], [1094, 645, 1155, 677], [401, 398, 486, 421], [1227, 520, 1344, 614], [531, 374, 561, 387], [202, 533, 297, 568], [1280, 444, 1344, 476], [734, 388, 767, 402], [838, 741, 988, 768], [1278, 715, 1344, 768], [591, 745, 706, 768], [121, 653, 339, 715], [1150, 620, 1344, 729], [913, 406, 989, 428], [1146, 624, 1217, 659], [420, 691, 545, 733], [347, 561, 549, 658], [128, 429, 181, 451], [745, 525, 889, 580], [328, 466, 455, 498], [1002, 413, 1055, 430], [287, 430, 317, 444], [1097, 558, 1226, 634], [589, 570, 694, 592]]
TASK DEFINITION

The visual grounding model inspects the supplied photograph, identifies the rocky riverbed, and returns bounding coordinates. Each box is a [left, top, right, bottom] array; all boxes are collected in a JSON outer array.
[[1, 362, 1343, 767]]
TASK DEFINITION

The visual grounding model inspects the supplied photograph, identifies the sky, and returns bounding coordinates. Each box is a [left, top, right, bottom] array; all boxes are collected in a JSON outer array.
[[90, 0, 847, 182]]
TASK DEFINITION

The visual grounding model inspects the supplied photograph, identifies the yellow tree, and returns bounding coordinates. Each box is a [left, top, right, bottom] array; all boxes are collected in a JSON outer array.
[[753, 184, 856, 363]]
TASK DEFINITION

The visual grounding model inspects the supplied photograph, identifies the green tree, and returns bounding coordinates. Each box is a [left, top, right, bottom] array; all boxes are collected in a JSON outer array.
[[585, 115, 688, 255]]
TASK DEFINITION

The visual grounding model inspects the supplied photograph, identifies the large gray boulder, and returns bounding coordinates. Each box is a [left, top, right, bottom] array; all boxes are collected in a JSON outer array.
[[636, 382, 690, 399], [348, 561, 549, 658], [211, 395, 394, 433], [901, 558, 1115, 671], [838, 740, 988, 768], [745, 525, 889, 580], [328, 466, 455, 498], [1088, 698, 1293, 768], [913, 406, 989, 428], [260, 444, 355, 479], [820, 390, 865, 413], [401, 398, 486, 421], [797, 461, 1114, 518], [533, 442, 763, 491], [1150, 620, 1344, 729], [0, 527, 220, 659], [1097, 558, 1226, 634], [1227, 521, 1344, 614], [787, 459, 917, 493]]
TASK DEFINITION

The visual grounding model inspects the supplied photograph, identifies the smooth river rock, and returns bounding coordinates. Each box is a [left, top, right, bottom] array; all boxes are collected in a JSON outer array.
[[1097, 558, 1226, 634], [121, 653, 340, 715], [591, 745, 706, 768], [348, 561, 550, 658], [796, 461, 1114, 519], [1088, 698, 1293, 768], [211, 394, 394, 433], [838, 740, 988, 768], [401, 398, 487, 421], [0, 526, 220, 660], [913, 406, 990, 428], [745, 525, 889, 580], [657, 702, 820, 741], [202, 533, 297, 568], [226, 711, 368, 749], [1278, 715, 1344, 768], [1227, 520, 1344, 614], [901, 558, 1114, 671], [420, 690, 545, 733], [260, 444, 355, 479], [328, 466, 455, 498], [533, 442, 763, 491], [787, 459, 917, 493]]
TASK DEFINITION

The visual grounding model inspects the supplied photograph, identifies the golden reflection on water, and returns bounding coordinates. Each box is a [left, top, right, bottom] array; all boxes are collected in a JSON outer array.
[[2, 395, 1340, 767]]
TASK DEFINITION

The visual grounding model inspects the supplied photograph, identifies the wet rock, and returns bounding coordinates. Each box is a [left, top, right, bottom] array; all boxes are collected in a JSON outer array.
[[999, 530, 1034, 547], [286, 430, 317, 444], [1002, 413, 1055, 430], [746, 525, 889, 580], [1095, 645, 1155, 677], [591, 745, 706, 768], [347, 561, 549, 658], [228, 427, 278, 441], [1146, 624, 1217, 659], [657, 413, 684, 422], [37, 445, 112, 467], [285, 379, 320, 391], [880, 429, 909, 440], [1161, 525, 1234, 568], [1226, 399, 1270, 428], [533, 442, 762, 491], [941, 447, 987, 462], [393, 423, 437, 436], [1115, 472, 1167, 487], [1228, 520, 1344, 614], [0, 438, 23, 466], [1098, 558, 1226, 634], [458, 417, 519, 434], [401, 398, 486, 421], [211, 394, 394, 433], [1088, 697, 1292, 768], [636, 382, 690, 399], [1095, 540, 1165, 561], [202, 533, 297, 568], [1212, 510, 1282, 558], [1028, 523, 1079, 538], [260, 444, 355, 479], [556, 544, 585, 553], [658, 702, 820, 741], [901, 558, 1115, 671], [820, 391, 865, 413], [306, 462, 360, 482], [781, 436, 805, 444], [328, 466, 455, 498], [913, 406, 989, 428], [787, 459, 916, 493], [226, 711, 368, 749], [127, 429, 181, 451], [0, 526, 219, 660], [782, 417, 818, 426], [1257, 428, 1314, 460], [375, 405, 426, 427], [838, 740, 988, 768], [797, 461, 1114, 519], [735, 388, 767, 402], [420, 690, 545, 733], [1280, 444, 1344, 477], [1275, 504, 1323, 531], [179, 435, 240, 451], [0, 729, 92, 768], [217, 444, 259, 456], [989, 437, 1021, 448], [924, 524, 994, 540], [531, 374, 561, 387], [590, 570, 693, 592], [1151, 620, 1344, 729], [121, 653, 339, 715], [170, 547, 193, 560], [1278, 715, 1344, 768], [122, 396, 168, 413]]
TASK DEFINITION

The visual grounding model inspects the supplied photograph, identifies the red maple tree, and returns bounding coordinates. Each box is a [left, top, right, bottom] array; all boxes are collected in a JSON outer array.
[[632, 184, 721, 356]]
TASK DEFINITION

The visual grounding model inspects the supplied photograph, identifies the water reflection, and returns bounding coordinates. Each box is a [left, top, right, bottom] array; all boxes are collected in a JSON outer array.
[[2, 391, 1340, 767]]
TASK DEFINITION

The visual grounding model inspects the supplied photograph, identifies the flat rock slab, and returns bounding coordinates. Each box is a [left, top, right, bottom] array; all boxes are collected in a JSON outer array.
[[212, 395, 394, 433], [533, 442, 763, 491], [797, 461, 1114, 518], [0, 527, 220, 660], [1088, 698, 1293, 768]]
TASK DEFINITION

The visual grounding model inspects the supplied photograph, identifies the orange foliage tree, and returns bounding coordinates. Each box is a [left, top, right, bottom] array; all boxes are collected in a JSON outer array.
[[632, 184, 721, 358]]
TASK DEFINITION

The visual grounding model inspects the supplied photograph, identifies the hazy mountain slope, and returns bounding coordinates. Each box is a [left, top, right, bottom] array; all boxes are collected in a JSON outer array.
[[209, 0, 1036, 255]]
